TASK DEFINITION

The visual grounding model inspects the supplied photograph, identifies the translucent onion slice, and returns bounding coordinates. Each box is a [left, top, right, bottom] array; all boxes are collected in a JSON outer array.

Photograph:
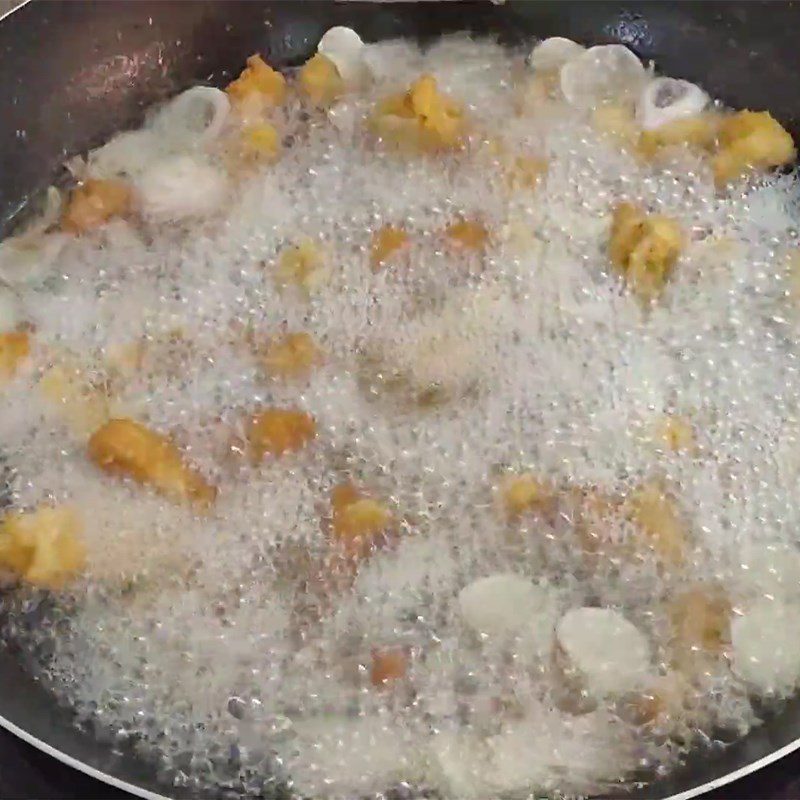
[[731, 599, 800, 695], [528, 36, 585, 73], [135, 155, 229, 223], [560, 44, 646, 109], [152, 85, 231, 146], [318, 26, 366, 84], [556, 606, 651, 697]]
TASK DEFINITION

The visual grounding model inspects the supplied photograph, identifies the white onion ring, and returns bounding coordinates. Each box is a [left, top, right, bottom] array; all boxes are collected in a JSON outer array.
[[528, 37, 585, 73], [636, 77, 709, 131], [152, 86, 231, 147], [318, 26, 366, 84]]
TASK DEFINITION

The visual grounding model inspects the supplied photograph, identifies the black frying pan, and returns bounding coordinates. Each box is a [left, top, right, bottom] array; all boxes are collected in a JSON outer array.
[[1, 2, 800, 798]]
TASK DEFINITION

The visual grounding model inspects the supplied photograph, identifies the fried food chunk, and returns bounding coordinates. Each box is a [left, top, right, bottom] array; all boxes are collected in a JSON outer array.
[[226, 54, 287, 109], [299, 53, 345, 107], [262, 332, 324, 380], [0, 331, 30, 384], [655, 414, 696, 454], [0, 506, 85, 589], [274, 238, 329, 294], [496, 473, 555, 520], [669, 585, 731, 654], [638, 113, 721, 160], [247, 408, 316, 461], [330, 483, 393, 559], [88, 418, 216, 508], [240, 122, 281, 162], [39, 364, 110, 438], [445, 220, 489, 251], [370, 646, 409, 688], [505, 154, 548, 190], [61, 179, 131, 233], [370, 225, 410, 271], [609, 203, 683, 302], [624, 482, 688, 568], [592, 105, 640, 150], [712, 110, 796, 186], [369, 74, 465, 153]]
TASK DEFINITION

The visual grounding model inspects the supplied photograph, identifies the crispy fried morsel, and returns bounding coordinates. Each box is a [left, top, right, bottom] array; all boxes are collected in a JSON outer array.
[[369, 74, 465, 153], [370, 646, 409, 688], [668, 585, 731, 659], [609, 203, 683, 303], [0, 506, 86, 589], [88, 418, 216, 508], [247, 408, 316, 461], [497, 473, 555, 520], [624, 482, 688, 568], [0, 331, 30, 384], [262, 332, 324, 380], [225, 54, 286, 108], [655, 414, 696, 454], [299, 53, 345, 107], [638, 113, 721, 160], [370, 225, 410, 271], [445, 220, 489, 251], [712, 110, 796, 186], [61, 179, 131, 233], [240, 122, 281, 162], [274, 239, 329, 294], [330, 483, 393, 559]]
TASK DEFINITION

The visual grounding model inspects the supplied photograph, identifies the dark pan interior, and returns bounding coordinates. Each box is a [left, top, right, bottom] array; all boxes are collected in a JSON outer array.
[[1, 2, 800, 798]]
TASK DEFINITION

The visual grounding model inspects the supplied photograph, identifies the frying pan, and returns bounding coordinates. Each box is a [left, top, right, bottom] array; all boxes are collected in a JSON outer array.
[[1, 1, 799, 798]]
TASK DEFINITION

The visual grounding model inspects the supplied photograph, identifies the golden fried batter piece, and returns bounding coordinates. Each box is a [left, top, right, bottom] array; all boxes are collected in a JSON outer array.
[[61, 179, 131, 233], [0, 331, 30, 385], [88, 418, 216, 508], [274, 238, 329, 294], [330, 483, 394, 560], [246, 408, 316, 461], [609, 203, 683, 303], [624, 482, 688, 569], [299, 53, 345, 107], [370, 646, 409, 688], [712, 110, 796, 186], [240, 122, 281, 162], [370, 225, 410, 271], [638, 113, 721, 160], [226, 54, 287, 110], [445, 219, 489, 252], [369, 74, 465, 153], [496, 473, 555, 520], [262, 332, 324, 380], [0, 506, 86, 589]]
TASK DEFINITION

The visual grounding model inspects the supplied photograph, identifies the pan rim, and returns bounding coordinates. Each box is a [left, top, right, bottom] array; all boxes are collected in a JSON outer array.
[[0, 1, 799, 798]]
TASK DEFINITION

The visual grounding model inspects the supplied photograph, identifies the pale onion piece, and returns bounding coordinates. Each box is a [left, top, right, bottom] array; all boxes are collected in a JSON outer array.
[[560, 44, 646, 109], [737, 544, 800, 599], [0, 289, 20, 333], [318, 26, 366, 84], [135, 156, 229, 222], [528, 37, 585, 73], [88, 129, 163, 180], [151, 86, 231, 147], [0, 231, 69, 287], [731, 599, 800, 695], [458, 573, 552, 640], [557, 607, 652, 698], [636, 77, 709, 131], [429, 731, 496, 800]]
